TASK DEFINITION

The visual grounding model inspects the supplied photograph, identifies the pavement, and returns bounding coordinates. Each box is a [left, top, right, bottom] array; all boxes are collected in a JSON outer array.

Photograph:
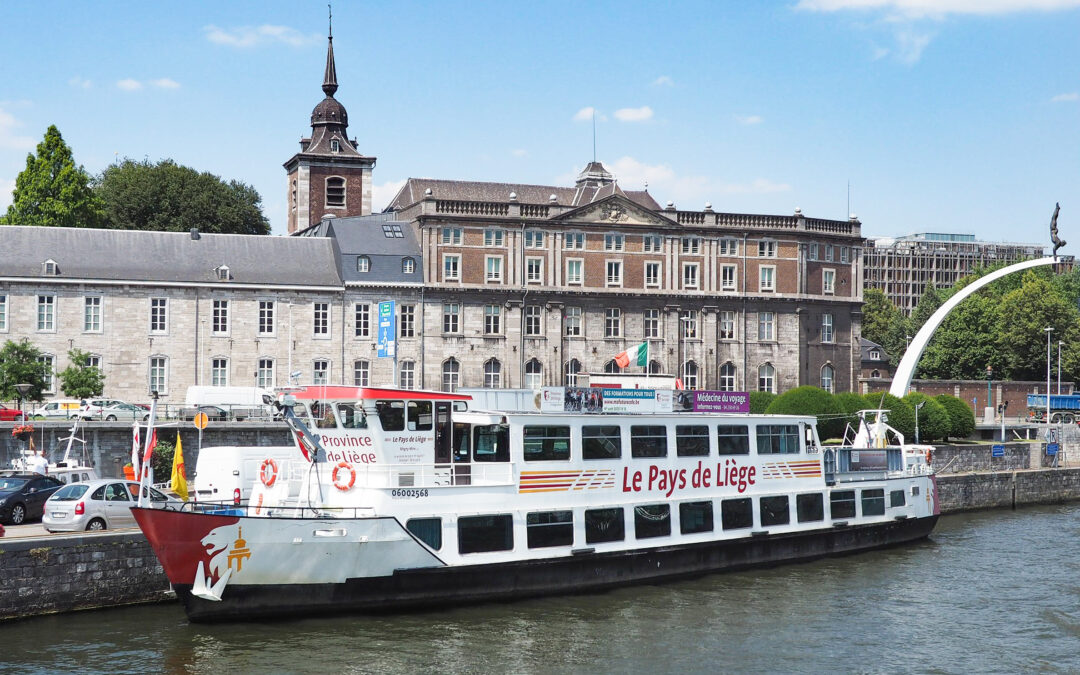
[[1, 522, 140, 539]]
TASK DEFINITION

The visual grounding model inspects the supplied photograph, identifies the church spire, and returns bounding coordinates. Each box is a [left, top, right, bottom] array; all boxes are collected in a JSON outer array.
[[322, 5, 338, 97]]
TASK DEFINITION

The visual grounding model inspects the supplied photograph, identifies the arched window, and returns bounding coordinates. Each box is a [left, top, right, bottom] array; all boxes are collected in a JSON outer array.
[[604, 360, 621, 374], [484, 359, 502, 388], [326, 176, 346, 207], [821, 364, 835, 393], [683, 360, 699, 390], [399, 360, 416, 390], [524, 359, 542, 390], [758, 363, 776, 393], [719, 362, 737, 392], [565, 359, 581, 386], [648, 360, 664, 375], [442, 358, 459, 392], [402, 257, 416, 274], [357, 256, 370, 273], [871, 369, 881, 379]]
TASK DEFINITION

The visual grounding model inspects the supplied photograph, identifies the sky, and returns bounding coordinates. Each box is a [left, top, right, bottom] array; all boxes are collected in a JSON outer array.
[[1, 0, 1078, 242]]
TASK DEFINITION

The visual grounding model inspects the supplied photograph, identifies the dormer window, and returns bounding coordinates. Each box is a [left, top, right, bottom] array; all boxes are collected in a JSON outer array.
[[326, 177, 346, 207], [402, 257, 416, 274], [330, 139, 340, 153], [869, 349, 880, 361], [42, 259, 59, 276], [357, 256, 370, 273], [215, 265, 231, 281], [382, 223, 404, 238]]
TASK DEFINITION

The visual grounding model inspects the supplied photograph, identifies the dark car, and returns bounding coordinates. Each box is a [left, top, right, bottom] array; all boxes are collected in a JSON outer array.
[[0, 404, 27, 422], [0, 473, 64, 524]]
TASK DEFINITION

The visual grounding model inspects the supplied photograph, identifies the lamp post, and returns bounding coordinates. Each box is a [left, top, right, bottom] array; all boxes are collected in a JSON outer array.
[[1057, 340, 1064, 395], [14, 383, 33, 419], [915, 400, 926, 444], [1046, 326, 1053, 427], [986, 365, 993, 420]]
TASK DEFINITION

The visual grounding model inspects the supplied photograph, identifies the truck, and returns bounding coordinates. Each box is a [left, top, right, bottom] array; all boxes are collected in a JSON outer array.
[[1026, 393, 1080, 423]]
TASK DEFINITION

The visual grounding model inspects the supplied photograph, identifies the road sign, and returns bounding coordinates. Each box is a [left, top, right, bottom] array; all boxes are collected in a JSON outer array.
[[377, 300, 396, 358], [992, 444, 1004, 457], [193, 412, 209, 430], [1047, 442, 1059, 456]]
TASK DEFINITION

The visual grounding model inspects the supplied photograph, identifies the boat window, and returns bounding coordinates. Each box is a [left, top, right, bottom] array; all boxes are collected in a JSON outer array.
[[634, 504, 671, 539], [679, 501, 713, 534], [717, 425, 750, 455], [407, 401, 433, 431], [585, 507, 625, 544], [312, 402, 337, 429], [335, 403, 367, 429], [452, 422, 471, 462], [526, 510, 574, 548], [756, 424, 800, 454], [523, 425, 571, 461], [376, 400, 405, 431], [861, 489, 886, 516], [457, 514, 513, 554], [630, 425, 667, 458], [407, 517, 442, 551], [676, 425, 710, 457], [582, 425, 622, 460], [890, 489, 906, 508], [721, 497, 753, 530], [760, 496, 790, 526], [796, 493, 824, 522], [830, 490, 856, 519], [473, 425, 509, 462]]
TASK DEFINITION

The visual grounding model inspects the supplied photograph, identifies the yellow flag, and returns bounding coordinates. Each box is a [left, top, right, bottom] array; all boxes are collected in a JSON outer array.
[[170, 432, 188, 501]]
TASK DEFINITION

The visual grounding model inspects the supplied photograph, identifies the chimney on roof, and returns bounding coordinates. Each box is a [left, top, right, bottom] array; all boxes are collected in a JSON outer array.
[[190, 228, 200, 240]]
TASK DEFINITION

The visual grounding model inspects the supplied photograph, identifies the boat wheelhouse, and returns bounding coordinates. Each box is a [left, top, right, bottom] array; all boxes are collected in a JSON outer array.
[[134, 385, 939, 622]]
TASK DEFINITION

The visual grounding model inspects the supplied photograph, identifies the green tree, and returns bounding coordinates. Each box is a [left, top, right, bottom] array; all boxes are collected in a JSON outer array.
[[862, 392, 915, 441], [94, 158, 270, 235], [903, 392, 950, 443], [765, 386, 844, 440], [0, 339, 47, 402], [861, 289, 909, 365], [998, 271, 1080, 380], [57, 349, 104, 399], [917, 293, 1002, 379], [834, 391, 869, 440], [935, 394, 976, 440], [749, 391, 775, 414], [1, 125, 105, 228]]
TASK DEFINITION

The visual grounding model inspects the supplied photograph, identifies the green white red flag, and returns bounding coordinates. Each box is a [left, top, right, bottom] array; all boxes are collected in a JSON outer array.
[[614, 342, 648, 369]]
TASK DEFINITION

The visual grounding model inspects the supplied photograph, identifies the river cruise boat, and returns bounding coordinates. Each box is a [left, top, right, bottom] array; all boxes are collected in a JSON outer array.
[[134, 385, 939, 622]]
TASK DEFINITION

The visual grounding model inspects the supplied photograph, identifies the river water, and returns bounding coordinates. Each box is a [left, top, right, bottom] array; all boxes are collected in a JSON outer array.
[[2, 504, 1079, 674]]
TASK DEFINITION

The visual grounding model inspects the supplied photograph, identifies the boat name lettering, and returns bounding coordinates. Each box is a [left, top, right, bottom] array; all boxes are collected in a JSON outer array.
[[324, 450, 376, 464], [621, 460, 756, 497], [317, 434, 374, 448], [391, 488, 429, 499], [387, 435, 427, 444]]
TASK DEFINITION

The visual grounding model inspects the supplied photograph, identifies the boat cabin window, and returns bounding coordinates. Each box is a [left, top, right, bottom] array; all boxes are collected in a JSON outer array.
[[311, 402, 337, 429], [526, 510, 574, 548], [585, 507, 625, 544], [407, 401, 433, 431], [289, 402, 310, 424], [679, 501, 714, 534], [523, 425, 571, 461], [376, 400, 405, 431], [634, 504, 671, 539], [676, 425, 710, 457], [756, 424, 800, 454], [630, 425, 667, 458], [796, 493, 824, 522], [458, 514, 513, 554], [760, 496, 790, 526], [890, 489, 906, 508], [406, 517, 442, 551], [861, 489, 886, 516], [830, 490, 856, 519], [473, 424, 509, 462], [582, 425, 622, 460], [336, 402, 367, 429], [717, 425, 750, 455], [721, 497, 753, 530]]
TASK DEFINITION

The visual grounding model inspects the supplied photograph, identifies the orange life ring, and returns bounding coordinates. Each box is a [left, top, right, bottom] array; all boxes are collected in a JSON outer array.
[[925, 449, 932, 465], [332, 461, 356, 492], [259, 458, 279, 487]]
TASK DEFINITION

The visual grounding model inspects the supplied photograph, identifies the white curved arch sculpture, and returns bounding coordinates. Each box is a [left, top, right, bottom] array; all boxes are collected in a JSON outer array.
[[889, 257, 1060, 398]]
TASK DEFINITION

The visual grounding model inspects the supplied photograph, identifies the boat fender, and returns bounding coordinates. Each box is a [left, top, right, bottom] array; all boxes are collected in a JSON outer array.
[[925, 449, 932, 466], [333, 461, 356, 492], [259, 458, 279, 488]]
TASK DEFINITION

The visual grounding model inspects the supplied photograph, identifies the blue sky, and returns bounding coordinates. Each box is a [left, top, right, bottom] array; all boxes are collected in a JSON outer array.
[[1, 0, 1078, 242]]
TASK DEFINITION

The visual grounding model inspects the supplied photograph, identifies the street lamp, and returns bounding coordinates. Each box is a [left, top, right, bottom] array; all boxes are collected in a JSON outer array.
[[1058, 340, 1064, 395], [14, 383, 32, 418], [915, 400, 926, 444], [1046, 326, 1054, 426], [985, 365, 993, 418]]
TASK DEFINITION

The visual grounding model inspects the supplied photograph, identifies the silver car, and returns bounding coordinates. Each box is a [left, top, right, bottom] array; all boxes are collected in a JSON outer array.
[[81, 402, 150, 422], [43, 479, 181, 532]]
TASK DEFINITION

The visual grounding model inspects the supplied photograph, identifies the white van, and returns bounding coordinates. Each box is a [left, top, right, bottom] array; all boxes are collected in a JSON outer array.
[[31, 400, 82, 419], [192, 445, 300, 505]]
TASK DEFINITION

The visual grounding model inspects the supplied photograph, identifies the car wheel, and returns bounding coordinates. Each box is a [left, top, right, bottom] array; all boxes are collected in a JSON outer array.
[[10, 504, 26, 525], [86, 518, 106, 531], [106, 415, 117, 421], [143, 414, 150, 421]]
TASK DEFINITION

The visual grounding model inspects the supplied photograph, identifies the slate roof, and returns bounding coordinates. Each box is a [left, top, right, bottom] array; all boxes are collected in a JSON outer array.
[[860, 338, 892, 363], [387, 177, 660, 212], [0, 226, 343, 287], [296, 214, 423, 285]]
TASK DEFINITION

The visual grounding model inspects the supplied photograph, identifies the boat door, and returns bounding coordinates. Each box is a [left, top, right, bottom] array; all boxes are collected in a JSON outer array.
[[434, 402, 452, 464]]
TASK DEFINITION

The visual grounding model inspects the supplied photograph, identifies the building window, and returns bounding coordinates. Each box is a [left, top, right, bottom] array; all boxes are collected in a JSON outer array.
[[604, 234, 624, 251], [869, 349, 880, 360], [354, 303, 370, 337], [648, 360, 663, 375], [643, 309, 660, 339], [85, 354, 100, 369], [681, 237, 701, 254], [399, 305, 415, 338], [525, 305, 542, 336], [605, 308, 621, 338], [484, 304, 501, 334], [356, 256, 370, 273], [212, 299, 229, 334], [486, 256, 503, 282], [326, 177, 345, 207], [841, 246, 850, 263], [0, 294, 6, 331], [258, 300, 275, 335], [719, 311, 736, 340], [525, 230, 545, 248], [149, 356, 167, 394], [566, 259, 583, 285], [83, 296, 102, 332], [719, 239, 739, 256], [823, 269, 836, 294], [871, 369, 881, 378], [822, 313, 834, 343], [683, 361, 699, 390], [313, 359, 329, 385], [526, 257, 543, 284], [442, 303, 460, 333], [808, 243, 819, 261], [721, 265, 737, 291], [565, 307, 582, 337], [821, 364, 835, 393], [681, 310, 697, 339], [606, 261, 622, 287], [37, 295, 55, 331], [644, 235, 662, 252], [604, 360, 621, 373], [314, 302, 329, 336], [257, 358, 274, 389], [382, 223, 404, 238], [330, 139, 340, 152], [825, 245, 834, 262], [758, 311, 775, 341], [645, 262, 661, 288], [758, 363, 776, 393], [682, 263, 699, 290], [443, 254, 460, 281], [150, 298, 167, 334], [353, 360, 370, 386], [211, 358, 228, 387], [484, 229, 505, 247], [442, 358, 459, 392], [759, 266, 775, 292], [565, 359, 582, 386], [402, 258, 416, 274], [215, 265, 230, 281], [758, 240, 777, 258], [399, 360, 415, 390], [564, 232, 585, 250], [719, 363, 737, 391], [38, 354, 55, 393], [43, 259, 58, 276], [441, 227, 462, 245], [484, 359, 502, 388], [525, 359, 542, 389]]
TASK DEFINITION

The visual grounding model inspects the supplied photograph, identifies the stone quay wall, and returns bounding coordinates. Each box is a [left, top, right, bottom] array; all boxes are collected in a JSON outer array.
[[936, 468, 1080, 513]]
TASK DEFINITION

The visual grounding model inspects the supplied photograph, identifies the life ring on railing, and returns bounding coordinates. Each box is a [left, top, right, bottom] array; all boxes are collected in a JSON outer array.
[[332, 461, 356, 492], [925, 449, 932, 466], [259, 458, 278, 488]]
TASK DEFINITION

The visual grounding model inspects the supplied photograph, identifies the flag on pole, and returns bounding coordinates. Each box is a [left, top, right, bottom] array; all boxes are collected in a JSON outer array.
[[141, 428, 157, 480], [131, 423, 141, 475], [614, 342, 648, 369], [170, 432, 188, 501]]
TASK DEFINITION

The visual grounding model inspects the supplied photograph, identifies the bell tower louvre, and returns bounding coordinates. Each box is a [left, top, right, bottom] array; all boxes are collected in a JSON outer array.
[[284, 20, 376, 234]]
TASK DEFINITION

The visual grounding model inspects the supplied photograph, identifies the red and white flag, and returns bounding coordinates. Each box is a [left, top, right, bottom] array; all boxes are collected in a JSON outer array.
[[131, 424, 141, 474], [141, 428, 157, 479]]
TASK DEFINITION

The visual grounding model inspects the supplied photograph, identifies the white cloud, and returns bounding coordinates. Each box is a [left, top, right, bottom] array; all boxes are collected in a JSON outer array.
[[735, 114, 763, 125], [150, 78, 181, 89], [0, 107, 35, 151], [204, 24, 322, 48], [116, 79, 142, 91], [614, 106, 654, 122], [894, 27, 932, 63], [573, 106, 596, 121], [1052, 92, 1079, 102], [795, 0, 1080, 19], [68, 77, 92, 89], [511, 149, 528, 157], [652, 75, 674, 87], [371, 179, 406, 212], [0, 178, 15, 211]]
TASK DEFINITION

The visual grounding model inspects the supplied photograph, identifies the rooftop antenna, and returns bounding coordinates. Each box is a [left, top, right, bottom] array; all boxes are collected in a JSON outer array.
[[847, 180, 850, 219], [592, 108, 596, 163]]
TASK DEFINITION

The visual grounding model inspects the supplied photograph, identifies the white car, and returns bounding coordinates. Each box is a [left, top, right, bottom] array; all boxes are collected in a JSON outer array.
[[43, 479, 181, 532], [81, 401, 149, 422], [30, 400, 82, 419]]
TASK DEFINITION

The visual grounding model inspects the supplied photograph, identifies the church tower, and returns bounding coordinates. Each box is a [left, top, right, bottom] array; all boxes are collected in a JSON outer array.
[[284, 23, 376, 234]]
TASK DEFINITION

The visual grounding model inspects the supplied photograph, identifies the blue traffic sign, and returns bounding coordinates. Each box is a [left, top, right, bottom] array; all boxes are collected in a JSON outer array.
[[377, 300, 396, 358], [991, 444, 1004, 457], [1047, 442, 1059, 456]]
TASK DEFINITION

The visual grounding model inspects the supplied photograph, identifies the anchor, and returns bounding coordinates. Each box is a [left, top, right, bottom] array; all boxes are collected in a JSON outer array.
[[191, 561, 233, 602]]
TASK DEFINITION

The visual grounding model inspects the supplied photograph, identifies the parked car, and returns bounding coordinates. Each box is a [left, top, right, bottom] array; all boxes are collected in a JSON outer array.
[[0, 404, 27, 421], [30, 400, 81, 419], [43, 479, 181, 532], [81, 402, 150, 422], [179, 405, 235, 422], [0, 472, 64, 524]]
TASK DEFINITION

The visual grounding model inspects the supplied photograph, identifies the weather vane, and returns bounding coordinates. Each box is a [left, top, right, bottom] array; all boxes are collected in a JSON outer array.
[[328, 3, 333, 38], [1050, 202, 1065, 259]]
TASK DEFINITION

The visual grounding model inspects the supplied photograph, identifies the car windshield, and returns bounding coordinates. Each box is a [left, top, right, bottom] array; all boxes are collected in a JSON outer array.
[[0, 478, 28, 491], [52, 484, 89, 500]]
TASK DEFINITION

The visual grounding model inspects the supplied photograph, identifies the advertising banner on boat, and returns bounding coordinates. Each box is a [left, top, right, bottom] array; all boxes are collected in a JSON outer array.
[[677, 390, 750, 413], [540, 388, 674, 414], [377, 301, 396, 358]]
